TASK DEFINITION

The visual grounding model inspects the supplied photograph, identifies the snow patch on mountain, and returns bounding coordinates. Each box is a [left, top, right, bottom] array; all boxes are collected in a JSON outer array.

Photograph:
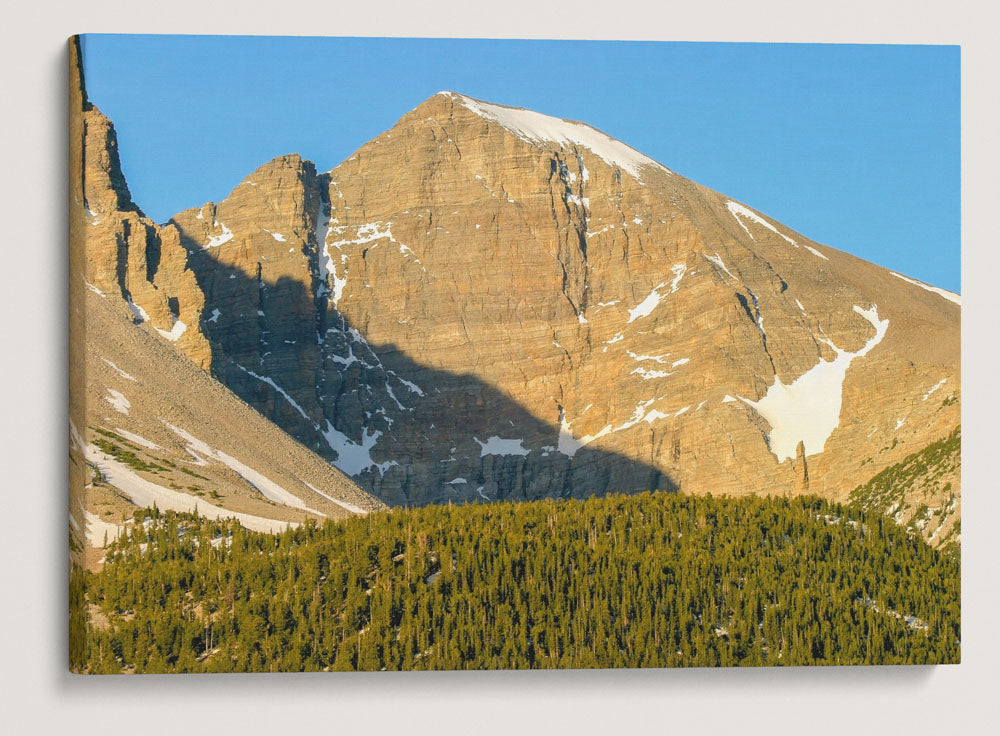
[[320, 421, 395, 477], [69, 421, 81, 452], [889, 271, 961, 305], [475, 436, 530, 457], [627, 351, 671, 364], [631, 367, 673, 380], [204, 222, 234, 248], [557, 408, 587, 458], [163, 422, 319, 512], [155, 318, 187, 342], [323, 220, 424, 304], [85, 441, 295, 534], [390, 371, 425, 397], [627, 264, 687, 322], [84, 510, 123, 547], [803, 244, 829, 260], [443, 92, 672, 181], [125, 298, 148, 323], [741, 305, 890, 462], [727, 201, 789, 242], [558, 398, 674, 457], [105, 388, 131, 415], [83, 277, 105, 296]]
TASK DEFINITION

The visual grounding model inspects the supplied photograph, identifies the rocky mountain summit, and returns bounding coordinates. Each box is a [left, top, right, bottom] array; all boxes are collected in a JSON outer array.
[[73, 47, 960, 545]]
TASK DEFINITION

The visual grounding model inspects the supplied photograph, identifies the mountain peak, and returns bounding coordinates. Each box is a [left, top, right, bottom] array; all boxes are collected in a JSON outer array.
[[73, 61, 961, 549], [429, 90, 673, 181]]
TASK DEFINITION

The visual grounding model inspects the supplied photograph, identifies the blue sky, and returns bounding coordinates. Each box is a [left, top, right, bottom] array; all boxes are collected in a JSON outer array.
[[79, 35, 960, 292]]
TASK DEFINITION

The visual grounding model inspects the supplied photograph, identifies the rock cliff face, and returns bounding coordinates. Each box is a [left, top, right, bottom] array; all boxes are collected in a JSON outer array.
[[73, 57, 960, 540], [69, 38, 382, 567], [76, 63, 211, 368]]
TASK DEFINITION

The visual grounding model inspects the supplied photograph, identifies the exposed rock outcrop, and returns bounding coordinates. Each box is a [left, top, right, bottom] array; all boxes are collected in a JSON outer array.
[[69, 37, 382, 568]]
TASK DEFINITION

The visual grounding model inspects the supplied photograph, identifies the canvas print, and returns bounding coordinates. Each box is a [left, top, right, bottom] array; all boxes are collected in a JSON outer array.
[[68, 35, 961, 673]]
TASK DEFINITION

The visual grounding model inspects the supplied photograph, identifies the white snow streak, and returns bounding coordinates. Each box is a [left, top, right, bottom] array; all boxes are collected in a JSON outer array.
[[557, 398, 672, 457], [162, 422, 318, 512], [302, 481, 369, 516], [727, 201, 794, 243], [922, 378, 947, 401], [392, 373, 425, 397], [726, 200, 831, 262], [113, 428, 161, 450], [557, 408, 587, 458], [101, 358, 136, 382], [803, 244, 829, 260], [631, 367, 673, 380], [703, 252, 738, 282], [323, 220, 422, 304], [235, 365, 310, 420], [627, 351, 671, 364], [889, 271, 961, 305], [444, 92, 672, 181], [69, 420, 86, 454]]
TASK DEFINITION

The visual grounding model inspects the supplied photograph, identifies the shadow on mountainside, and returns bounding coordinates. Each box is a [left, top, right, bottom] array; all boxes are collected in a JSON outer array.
[[173, 235, 676, 508]]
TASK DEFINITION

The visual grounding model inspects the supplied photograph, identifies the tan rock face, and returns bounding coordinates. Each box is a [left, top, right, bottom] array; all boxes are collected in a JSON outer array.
[[77, 89, 211, 368], [69, 37, 381, 567], [75, 76, 961, 527]]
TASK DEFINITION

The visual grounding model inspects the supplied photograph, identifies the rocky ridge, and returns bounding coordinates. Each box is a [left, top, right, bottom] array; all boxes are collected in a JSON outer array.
[[69, 38, 383, 567]]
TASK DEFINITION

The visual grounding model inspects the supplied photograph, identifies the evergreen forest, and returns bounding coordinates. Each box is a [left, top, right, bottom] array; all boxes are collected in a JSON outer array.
[[69, 492, 960, 673]]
